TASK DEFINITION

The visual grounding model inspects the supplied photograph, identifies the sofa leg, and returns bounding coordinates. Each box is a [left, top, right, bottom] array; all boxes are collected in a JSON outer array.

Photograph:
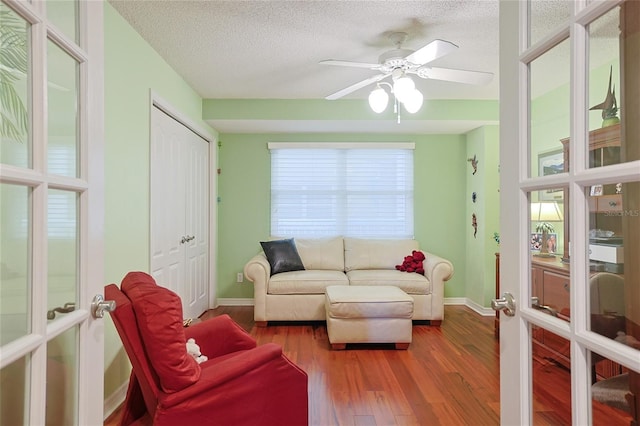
[[430, 320, 442, 327], [255, 321, 268, 327], [331, 343, 347, 350], [395, 343, 410, 350]]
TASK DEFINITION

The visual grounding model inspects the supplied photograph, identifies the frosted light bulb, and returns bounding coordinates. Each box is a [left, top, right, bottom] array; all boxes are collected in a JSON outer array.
[[368, 87, 389, 113], [393, 76, 415, 103], [403, 89, 424, 114]]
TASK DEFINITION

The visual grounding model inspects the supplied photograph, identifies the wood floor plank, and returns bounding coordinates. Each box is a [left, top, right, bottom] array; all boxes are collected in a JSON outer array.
[[105, 305, 634, 426]]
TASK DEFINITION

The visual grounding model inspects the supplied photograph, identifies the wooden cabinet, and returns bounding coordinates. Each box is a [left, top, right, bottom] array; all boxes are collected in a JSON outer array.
[[531, 258, 625, 380], [531, 258, 571, 368], [560, 123, 623, 262]]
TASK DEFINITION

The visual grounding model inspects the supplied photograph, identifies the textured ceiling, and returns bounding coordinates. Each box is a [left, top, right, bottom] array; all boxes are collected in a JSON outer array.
[[108, 0, 501, 133]]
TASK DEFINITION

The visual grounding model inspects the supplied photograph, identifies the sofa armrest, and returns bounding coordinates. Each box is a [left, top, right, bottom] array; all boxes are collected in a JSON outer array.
[[244, 253, 271, 322], [423, 252, 454, 320]]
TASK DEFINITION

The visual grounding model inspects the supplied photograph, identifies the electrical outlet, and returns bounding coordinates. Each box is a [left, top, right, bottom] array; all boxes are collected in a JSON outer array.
[[236, 272, 244, 283]]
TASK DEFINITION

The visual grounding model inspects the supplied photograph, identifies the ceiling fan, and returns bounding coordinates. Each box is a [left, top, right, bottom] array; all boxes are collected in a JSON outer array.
[[320, 32, 493, 101]]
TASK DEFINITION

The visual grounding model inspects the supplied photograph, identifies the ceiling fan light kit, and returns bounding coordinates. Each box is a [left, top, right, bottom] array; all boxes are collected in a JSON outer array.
[[321, 31, 493, 124], [367, 78, 424, 119]]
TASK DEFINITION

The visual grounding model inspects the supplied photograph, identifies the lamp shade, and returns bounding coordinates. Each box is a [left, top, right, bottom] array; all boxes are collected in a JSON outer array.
[[368, 87, 389, 113], [393, 76, 415, 103], [403, 89, 424, 113], [531, 201, 564, 222]]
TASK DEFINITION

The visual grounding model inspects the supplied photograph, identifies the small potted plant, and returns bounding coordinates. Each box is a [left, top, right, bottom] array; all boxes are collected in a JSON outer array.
[[535, 222, 555, 256]]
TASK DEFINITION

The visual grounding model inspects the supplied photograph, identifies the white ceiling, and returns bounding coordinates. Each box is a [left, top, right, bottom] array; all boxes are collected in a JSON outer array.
[[109, 0, 501, 134]]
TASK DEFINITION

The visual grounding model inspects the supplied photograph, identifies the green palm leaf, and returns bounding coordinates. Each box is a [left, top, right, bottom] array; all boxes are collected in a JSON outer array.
[[0, 5, 29, 142]]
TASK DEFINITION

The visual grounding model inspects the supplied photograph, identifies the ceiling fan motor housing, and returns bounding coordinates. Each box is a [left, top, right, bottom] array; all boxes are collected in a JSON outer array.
[[379, 49, 415, 72]]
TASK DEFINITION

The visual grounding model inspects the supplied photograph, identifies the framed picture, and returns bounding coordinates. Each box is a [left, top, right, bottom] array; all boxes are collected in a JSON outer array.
[[590, 184, 603, 196], [530, 233, 558, 252], [538, 149, 564, 201]]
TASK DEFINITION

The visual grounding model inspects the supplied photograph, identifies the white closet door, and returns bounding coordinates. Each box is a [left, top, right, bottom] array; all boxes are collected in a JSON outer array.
[[151, 107, 185, 295], [150, 106, 209, 318], [184, 134, 210, 318]]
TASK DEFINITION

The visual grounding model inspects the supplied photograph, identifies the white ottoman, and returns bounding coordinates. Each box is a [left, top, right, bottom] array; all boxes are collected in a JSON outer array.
[[325, 285, 414, 350]]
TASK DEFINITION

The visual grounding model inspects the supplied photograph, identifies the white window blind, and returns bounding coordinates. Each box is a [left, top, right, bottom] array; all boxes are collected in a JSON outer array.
[[269, 143, 414, 238]]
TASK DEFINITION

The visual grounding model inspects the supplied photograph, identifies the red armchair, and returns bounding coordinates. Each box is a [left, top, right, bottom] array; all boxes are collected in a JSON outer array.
[[106, 272, 308, 426]]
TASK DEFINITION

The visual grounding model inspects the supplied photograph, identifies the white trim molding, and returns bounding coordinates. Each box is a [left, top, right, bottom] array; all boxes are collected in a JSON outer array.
[[103, 379, 128, 421], [217, 297, 495, 316]]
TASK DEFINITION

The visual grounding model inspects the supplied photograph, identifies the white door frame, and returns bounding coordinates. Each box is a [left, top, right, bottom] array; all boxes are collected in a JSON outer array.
[[499, 0, 640, 424]]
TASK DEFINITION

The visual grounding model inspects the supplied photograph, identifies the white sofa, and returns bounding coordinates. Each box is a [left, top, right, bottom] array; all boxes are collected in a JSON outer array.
[[244, 237, 454, 326]]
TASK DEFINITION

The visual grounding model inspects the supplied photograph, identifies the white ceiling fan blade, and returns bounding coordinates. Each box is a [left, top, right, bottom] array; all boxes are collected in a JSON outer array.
[[325, 74, 388, 100], [405, 39, 458, 65], [320, 59, 381, 69], [416, 66, 494, 85]]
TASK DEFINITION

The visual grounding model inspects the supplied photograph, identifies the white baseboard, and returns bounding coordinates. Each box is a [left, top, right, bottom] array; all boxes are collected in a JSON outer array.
[[443, 297, 467, 305], [462, 298, 495, 317], [216, 297, 254, 306], [104, 379, 128, 420], [218, 297, 494, 316]]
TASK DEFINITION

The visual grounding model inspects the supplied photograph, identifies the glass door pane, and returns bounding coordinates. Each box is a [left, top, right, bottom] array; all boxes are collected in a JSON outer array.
[[530, 38, 570, 178], [529, 1, 572, 46], [47, 189, 77, 322], [46, 0, 78, 43], [0, 2, 31, 163], [590, 350, 635, 424], [532, 328, 571, 424], [0, 183, 31, 345], [47, 40, 79, 178], [0, 355, 29, 425], [46, 327, 78, 425]]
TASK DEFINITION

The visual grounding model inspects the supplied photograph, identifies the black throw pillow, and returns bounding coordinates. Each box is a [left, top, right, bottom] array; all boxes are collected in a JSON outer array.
[[260, 238, 305, 276]]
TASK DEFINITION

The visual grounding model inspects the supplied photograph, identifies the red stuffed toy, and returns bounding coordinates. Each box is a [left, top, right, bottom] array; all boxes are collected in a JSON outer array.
[[395, 250, 426, 275]]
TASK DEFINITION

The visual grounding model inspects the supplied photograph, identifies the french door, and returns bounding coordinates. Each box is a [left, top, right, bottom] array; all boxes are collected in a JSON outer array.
[[499, 0, 640, 424], [0, 0, 105, 424]]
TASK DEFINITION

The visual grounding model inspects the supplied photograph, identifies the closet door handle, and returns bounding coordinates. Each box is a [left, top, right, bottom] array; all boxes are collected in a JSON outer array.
[[180, 235, 195, 244]]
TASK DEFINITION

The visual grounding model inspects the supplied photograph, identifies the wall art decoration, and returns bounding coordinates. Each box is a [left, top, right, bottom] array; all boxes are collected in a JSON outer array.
[[472, 192, 477, 203], [538, 149, 564, 200], [472, 213, 478, 238], [467, 154, 478, 175]]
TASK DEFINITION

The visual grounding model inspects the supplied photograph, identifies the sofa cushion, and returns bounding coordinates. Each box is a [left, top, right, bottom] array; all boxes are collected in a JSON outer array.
[[347, 269, 431, 295], [268, 270, 349, 295], [294, 237, 344, 271], [344, 238, 419, 272], [325, 285, 414, 319], [120, 271, 201, 394], [260, 238, 305, 275]]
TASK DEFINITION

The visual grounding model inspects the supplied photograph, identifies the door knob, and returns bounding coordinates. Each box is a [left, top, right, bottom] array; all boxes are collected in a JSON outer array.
[[491, 292, 516, 317], [92, 294, 116, 319]]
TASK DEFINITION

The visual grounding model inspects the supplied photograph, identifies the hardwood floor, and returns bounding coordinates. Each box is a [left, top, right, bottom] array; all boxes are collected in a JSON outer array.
[[105, 305, 632, 426]]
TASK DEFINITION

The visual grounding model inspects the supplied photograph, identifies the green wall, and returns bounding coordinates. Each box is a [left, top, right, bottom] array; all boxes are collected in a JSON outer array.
[[464, 126, 500, 308], [216, 132, 469, 300], [103, 2, 216, 401]]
